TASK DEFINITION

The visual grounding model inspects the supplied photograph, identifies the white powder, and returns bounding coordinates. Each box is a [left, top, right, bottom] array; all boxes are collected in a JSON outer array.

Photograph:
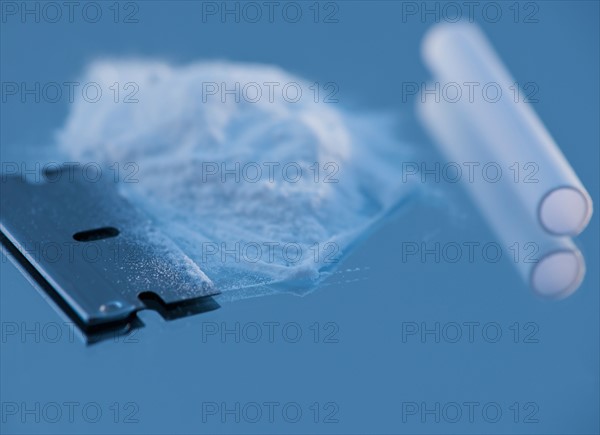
[[57, 60, 417, 301]]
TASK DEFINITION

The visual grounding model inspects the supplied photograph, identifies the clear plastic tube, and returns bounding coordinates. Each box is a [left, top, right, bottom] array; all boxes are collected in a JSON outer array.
[[421, 22, 593, 236], [417, 91, 585, 298]]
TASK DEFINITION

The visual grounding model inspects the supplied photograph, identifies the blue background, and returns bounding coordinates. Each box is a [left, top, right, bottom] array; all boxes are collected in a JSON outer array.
[[1, 1, 599, 434]]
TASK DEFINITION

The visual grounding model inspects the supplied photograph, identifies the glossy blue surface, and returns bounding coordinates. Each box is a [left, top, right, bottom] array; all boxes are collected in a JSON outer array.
[[1, 2, 598, 434]]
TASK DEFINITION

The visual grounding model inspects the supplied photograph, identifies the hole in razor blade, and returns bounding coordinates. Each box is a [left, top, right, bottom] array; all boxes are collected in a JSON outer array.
[[73, 227, 120, 242]]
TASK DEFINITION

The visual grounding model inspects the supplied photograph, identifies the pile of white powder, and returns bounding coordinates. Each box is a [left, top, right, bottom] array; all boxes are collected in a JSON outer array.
[[57, 60, 417, 300]]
